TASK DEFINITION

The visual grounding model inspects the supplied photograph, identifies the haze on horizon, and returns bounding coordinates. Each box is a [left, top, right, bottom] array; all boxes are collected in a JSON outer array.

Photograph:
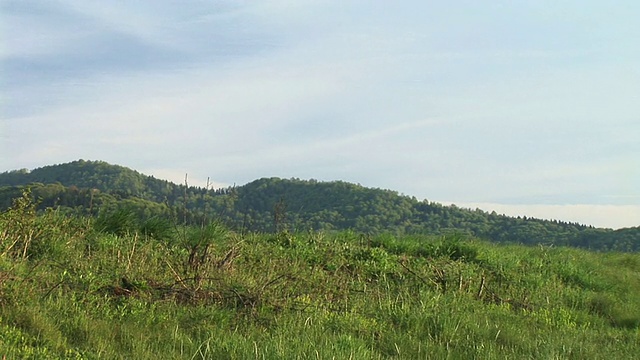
[[1, 1, 639, 229]]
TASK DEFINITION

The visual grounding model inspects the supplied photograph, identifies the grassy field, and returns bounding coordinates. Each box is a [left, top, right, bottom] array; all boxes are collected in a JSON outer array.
[[0, 197, 639, 359]]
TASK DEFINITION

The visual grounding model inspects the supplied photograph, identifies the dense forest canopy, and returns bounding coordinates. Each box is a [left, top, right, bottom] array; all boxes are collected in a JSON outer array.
[[1, 160, 638, 251]]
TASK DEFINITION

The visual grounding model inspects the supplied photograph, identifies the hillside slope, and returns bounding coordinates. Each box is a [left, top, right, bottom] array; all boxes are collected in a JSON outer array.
[[1, 160, 638, 251], [1, 204, 639, 358]]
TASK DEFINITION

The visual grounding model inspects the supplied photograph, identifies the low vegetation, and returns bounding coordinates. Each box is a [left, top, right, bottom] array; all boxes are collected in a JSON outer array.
[[2, 160, 639, 251], [0, 192, 639, 358]]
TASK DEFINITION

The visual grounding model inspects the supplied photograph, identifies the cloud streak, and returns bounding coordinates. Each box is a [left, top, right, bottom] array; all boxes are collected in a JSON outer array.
[[2, 0, 639, 229]]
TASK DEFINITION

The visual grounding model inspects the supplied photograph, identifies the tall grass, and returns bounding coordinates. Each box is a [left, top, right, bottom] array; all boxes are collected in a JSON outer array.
[[0, 195, 639, 358]]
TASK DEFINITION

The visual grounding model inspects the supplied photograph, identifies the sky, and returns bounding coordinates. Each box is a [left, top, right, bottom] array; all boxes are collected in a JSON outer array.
[[1, 0, 639, 229]]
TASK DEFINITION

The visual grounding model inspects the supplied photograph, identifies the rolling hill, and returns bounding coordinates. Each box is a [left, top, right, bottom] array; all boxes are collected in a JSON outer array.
[[1, 160, 638, 251]]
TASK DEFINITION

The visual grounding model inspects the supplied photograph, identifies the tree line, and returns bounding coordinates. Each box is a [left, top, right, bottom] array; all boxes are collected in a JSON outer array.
[[1, 160, 638, 251]]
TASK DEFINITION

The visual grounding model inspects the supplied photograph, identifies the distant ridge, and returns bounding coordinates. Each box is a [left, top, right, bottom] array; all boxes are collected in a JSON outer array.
[[1, 160, 638, 251]]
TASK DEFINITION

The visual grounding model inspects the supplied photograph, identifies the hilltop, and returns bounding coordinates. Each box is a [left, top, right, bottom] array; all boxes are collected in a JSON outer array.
[[1, 160, 638, 251]]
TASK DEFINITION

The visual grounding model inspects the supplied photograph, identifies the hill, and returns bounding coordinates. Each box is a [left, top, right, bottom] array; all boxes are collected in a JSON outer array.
[[1, 160, 639, 251]]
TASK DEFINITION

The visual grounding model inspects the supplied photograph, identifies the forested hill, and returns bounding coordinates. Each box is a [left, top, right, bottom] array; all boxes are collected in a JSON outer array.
[[1, 160, 639, 251], [0, 159, 226, 202]]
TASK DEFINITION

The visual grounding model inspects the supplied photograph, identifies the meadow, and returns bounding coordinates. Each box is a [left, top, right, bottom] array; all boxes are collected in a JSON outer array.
[[0, 193, 639, 359]]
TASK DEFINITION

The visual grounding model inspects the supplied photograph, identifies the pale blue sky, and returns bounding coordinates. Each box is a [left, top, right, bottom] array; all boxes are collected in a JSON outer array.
[[1, 1, 639, 228]]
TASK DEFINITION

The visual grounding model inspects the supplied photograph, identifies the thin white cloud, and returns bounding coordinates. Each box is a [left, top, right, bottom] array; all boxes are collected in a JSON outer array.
[[2, 0, 639, 230], [54, 0, 180, 49]]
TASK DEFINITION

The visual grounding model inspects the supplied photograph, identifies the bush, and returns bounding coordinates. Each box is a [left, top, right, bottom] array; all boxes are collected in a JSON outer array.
[[419, 238, 478, 261], [0, 188, 80, 260], [370, 233, 477, 261], [140, 216, 174, 241], [94, 207, 138, 236]]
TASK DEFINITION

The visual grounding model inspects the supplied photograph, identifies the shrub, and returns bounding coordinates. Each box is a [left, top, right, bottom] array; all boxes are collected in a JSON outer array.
[[94, 207, 138, 236], [139, 216, 174, 241]]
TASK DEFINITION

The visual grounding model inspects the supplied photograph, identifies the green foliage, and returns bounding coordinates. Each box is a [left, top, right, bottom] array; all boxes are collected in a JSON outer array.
[[370, 233, 478, 261], [0, 188, 84, 260], [94, 206, 174, 242], [139, 216, 174, 242], [0, 211, 640, 358], [0, 188, 38, 258], [94, 207, 139, 236], [1, 161, 638, 358], [1, 161, 639, 251]]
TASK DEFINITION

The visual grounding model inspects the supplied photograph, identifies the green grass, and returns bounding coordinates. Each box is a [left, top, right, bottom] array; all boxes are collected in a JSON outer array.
[[0, 201, 639, 358]]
